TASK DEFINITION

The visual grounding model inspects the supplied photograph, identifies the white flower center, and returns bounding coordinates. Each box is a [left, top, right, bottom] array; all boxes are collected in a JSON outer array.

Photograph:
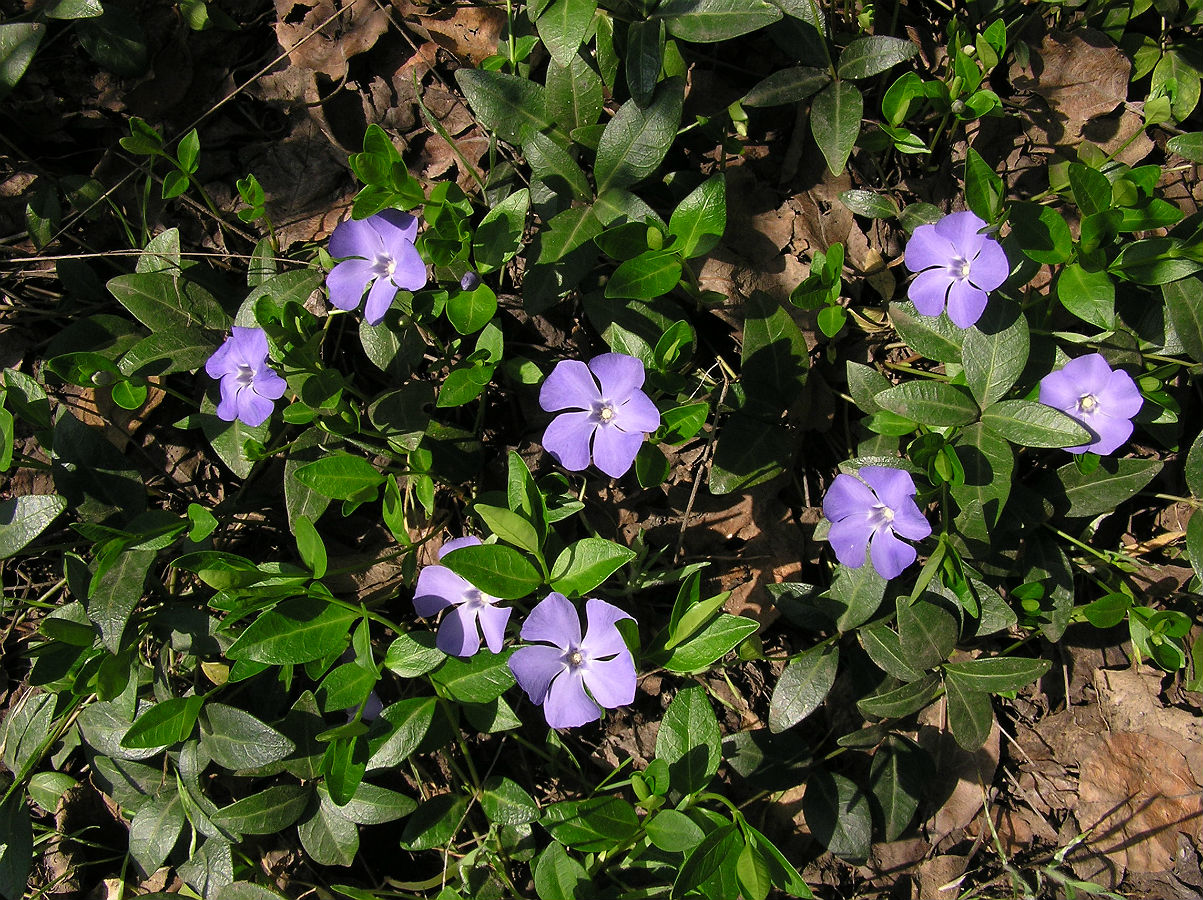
[[1078, 393, 1098, 413], [868, 503, 895, 529], [565, 647, 586, 668], [594, 401, 617, 425], [374, 254, 396, 278], [952, 255, 972, 278], [235, 363, 255, 388], [463, 588, 490, 608]]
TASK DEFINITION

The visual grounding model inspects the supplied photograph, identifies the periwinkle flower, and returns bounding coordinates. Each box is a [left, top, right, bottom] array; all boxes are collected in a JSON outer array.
[[460, 271, 481, 291], [508, 593, 636, 729], [413, 537, 512, 657], [904, 210, 1009, 328], [823, 467, 932, 580], [539, 353, 661, 478], [326, 209, 427, 325], [204, 326, 287, 427], [1038, 353, 1142, 455]]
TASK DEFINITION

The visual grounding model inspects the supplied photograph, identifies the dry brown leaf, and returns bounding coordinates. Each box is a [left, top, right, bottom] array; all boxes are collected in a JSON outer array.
[[918, 697, 1001, 842], [274, 0, 391, 80], [1095, 667, 1203, 786], [916, 855, 968, 898], [1010, 28, 1129, 130], [389, 0, 504, 64]]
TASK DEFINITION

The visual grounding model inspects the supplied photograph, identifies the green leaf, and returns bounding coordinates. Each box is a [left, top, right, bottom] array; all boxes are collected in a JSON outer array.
[[802, 770, 871, 862], [981, 399, 1092, 448], [839, 189, 898, 219], [546, 52, 604, 130], [869, 735, 923, 841], [473, 504, 540, 555], [1163, 276, 1203, 363], [659, 401, 708, 442], [654, 0, 782, 41], [120, 327, 219, 376], [655, 685, 721, 794], [1009, 202, 1071, 265], [473, 189, 529, 273], [674, 824, 742, 896], [810, 80, 862, 176], [595, 77, 684, 193], [859, 622, 922, 682], [709, 413, 790, 494], [298, 794, 359, 865], [896, 592, 958, 671], [743, 66, 829, 107], [741, 290, 809, 407], [524, 131, 591, 202], [837, 36, 918, 79], [768, 644, 839, 732], [1057, 264, 1116, 330], [76, 5, 148, 77], [950, 423, 1014, 539], [129, 790, 185, 875], [430, 650, 516, 703], [201, 702, 295, 770], [536, 0, 597, 66], [0, 493, 66, 560], [942, 657, 1051, 693], [226, 596, 357, 664], [549, 537, 636, 596], [1068, 163, 1113, 216], [481, 776, 539, 826], [441, 543, 541, 599], [874, 381, 978, 427], [88, 547, 155, 654], [964, 148, 1003, 221], [537, 204, 603, 263], [605, 249, 682, 299], [542, 796, 638, 851], [962, 304, 1029, 407], [533, 841, 592, 900], [668, 174, 725, 258], [942, 674, 994, 750], [121, 695, 204, 749], [1023, 539, 1073, 642], [455, 69, 552, 144], [1167, 132, 1203, 162], [213, 785, 310, 835], [106, 271, 227, 332], [324, 781, 416, 825], [446, 283, 498, 335], [857, 674, 942, 718], [367, 696, 437, 769], [662, 613, 757, 672], [292, 454, 384, 501], [1050, 457, 1162, 518], [0, 23, 45, 100], [645, 809, 705, 852], [625, 19, 664, 107], [889, 301, 963, 363]]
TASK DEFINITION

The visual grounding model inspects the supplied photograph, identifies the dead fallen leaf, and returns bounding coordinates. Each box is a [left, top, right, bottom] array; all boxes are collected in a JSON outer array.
[[274, 0, 391, 80], [389, 0, 504, 64], [1011, 28, 1129, 132], [918, 697, 1001, 843]]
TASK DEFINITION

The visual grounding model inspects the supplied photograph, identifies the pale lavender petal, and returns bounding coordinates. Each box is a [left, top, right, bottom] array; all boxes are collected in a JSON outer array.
[[1086, 412, 1133, 456], [890, 501, 933, 542], [509, 644, 566, 704], [1099, 369, 1143, 419], [387, 242, 427, 292], [477, 604, 512, 654], [857, 467, 916, 513], [1038, 368, 1080, 413], [363, 272, 399, 326], [254, 368, 287, 401], [414, 566, 472, 616], [1063, 354, 1115, 397], [589, 353, 645, 402], [945, 278, 989, 328], [968, 238, 1009, 291], [215, 377, 240, 422], [436, 605, 482, 657], [543, 669, 601, 728], [205, 339, 235, 379], [326, 259, 375, 311], [823, 473, 878, 524], [438, 536, 482, 559], [591, 425, 644, 478], [934, 210, 989, 257], [374, 209, 420, 246], [543, 411, 597, 472], [580, 598, 633, 659], [869, 528, 917, 580], [908, 267, 954, 317], [228, 326, 269, 368], [540, 360, 601, 412], [520, 592, 581, 650], [903, 223, 957, 273], [329, 218, 385, 260], [582, 652, 636, 708], [827, 515, 872, 569], [614, 391, 660, 434], [235, 387, 274, 427]]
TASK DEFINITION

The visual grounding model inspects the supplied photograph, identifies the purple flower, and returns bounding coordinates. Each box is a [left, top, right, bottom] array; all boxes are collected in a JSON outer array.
[[823, 467, 932, 580], [508, 593, 636, 729], [1038, 353, 1142, 455], [413, 537, 512, 657], [539, 353, 661, 478], [904, 210, 1009, 328], [326, 210, 427, 325], [204, 326, 287, 427], [460, 271, 480, 291]]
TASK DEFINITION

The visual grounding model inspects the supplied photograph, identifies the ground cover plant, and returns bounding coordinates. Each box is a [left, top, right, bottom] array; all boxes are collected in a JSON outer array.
[[1, 0, 1202, 897]]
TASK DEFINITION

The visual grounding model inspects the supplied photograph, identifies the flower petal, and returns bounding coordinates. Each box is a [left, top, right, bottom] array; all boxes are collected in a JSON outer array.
[[903, 223, 957, 274], [582, 651, 636, 708], [520, 592, 582, 650], [373, 209, 420, 247], [205, 337, 236, 379], [945, 277, 989, 328], [540, 360, 600, 412], [827, 515, 873, 569], [235, 386, 274, 427], [543, 669, 601, 728], [968, 237, 1009, 291], [253, 368, 287, 401], [509, 645, 566, 705], [869, 528, 918, 580], [363, 272, 399, 325], [436, 605, 483, 657], [389, 241, 428, 292], [823, 473, 878, 524], [414, 565, 472, 616], [542, 411, 596, 472], [1038, 368, 1081, 413], [1084, 411, 1134, 456], [438, 536, 483, 559], [589, 353, 645, 402], [591, 425, 644, 478], [934, 210, 989, 257], [1062, 353, 1113, 397], [890, 500, 933, 542], [477, 604, 512, 655], [580, 598, 633, 659], [329, 218, 384, 260], [326, 259, 375, 312], [858, 467, 917, 512], [908, 267, 955, 317], [1100, 369, 1143, 419], [215, 377, 240, 422], [614, 390, 660, 434], [228, 326, 269, 367]]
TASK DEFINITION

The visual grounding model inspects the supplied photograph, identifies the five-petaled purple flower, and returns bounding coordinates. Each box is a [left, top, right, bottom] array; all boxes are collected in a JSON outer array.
[[204, 326, 287, 427], [1038, 353, 1142, 455], [904, 210, 1009, 328], [508, 593, 636, 729], [326, 210, 427, 325], [413, 537, 512, 657], [539, 353, 661, 478], [823, 467, 932, 580]]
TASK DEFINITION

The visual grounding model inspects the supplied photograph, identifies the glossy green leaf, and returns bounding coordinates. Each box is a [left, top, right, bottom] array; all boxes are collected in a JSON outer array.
[[625, 19, 664, 107], [743, 66, 829, 107], [964, 148, 1003, 221], [537, 204, 603, 263], [595, 78, 684, 193], [0, 23, 45, 100], [536, 0, 596, 66], [1068, 162, 1113, 216], [455, 69, 552, 144], [768, 644, 839, 732], [121, 695, 204, 749], [709, 413, 790, 494], [606, 249, 682, 299], [897, 592, 958, 671], [524, 131, 591, 202], [88, 547, 155, 653], [662, 613, 757, 672], [859, 622, 922, 682], [546, 52, 604, 131], [1023, 538, 1073, 642], [549, 537, 636, 596], [889, 301, 963, 363], [1051, 457, 1162, 517], [1057, 264, 1116, 330], [1009, 201, 1071, 264], [942, 657, 1051, 693], [129, 790, 185, 875], [981, 399, 1091, 448], [1163, 276, 1203, 363], [106, 271, 227, 333], [645, 809, 705, 852], [201, 702, 295, 770], [213, 785, 310, 835], [962, 304, 1029, 407], [857, 674, 942, 718], [292, 454, 384, 500], [837, 35, 918, 79], [430, 650, 516, 703], [367, 696, 437, 770], [668, 173, 725, 258], [542, 796, 638, 851], [654, 0, 782, 42], [226, 596, 356, 664], [674, 824, 742, 896], [441, 543, 541, 599], [533, 841, 592, 900], [655, 684, 721, 794], [482, 776, 539, 826], [810, 80, 862, 176], [0, 493, 66, 560], [950, 423, 1013, 539], [875, 381, 978, 427], [473, 189, 529, 273], [298, 794, 359, 865]]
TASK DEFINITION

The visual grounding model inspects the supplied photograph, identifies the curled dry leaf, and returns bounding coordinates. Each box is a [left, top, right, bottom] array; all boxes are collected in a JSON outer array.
[[274, 0, 391, 80]]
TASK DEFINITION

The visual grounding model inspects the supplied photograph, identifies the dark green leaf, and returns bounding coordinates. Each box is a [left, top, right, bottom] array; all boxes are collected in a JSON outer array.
[[674, 824, 742, 896], [942, 657, 1050, 693], [874, 381, 978, 427], [1167, 132, 1203, 162], [595, 78, 684, 193], [213, 785, 310, 835], [981, 400, 1092, 448], [298, 794, 359, 865], [625, 19, 663, 107], [889, 301, 963, 363], [669, 173, 726, 258], [441, 544, 541, 599], [367, 696, 437, 770], [1009, 202, 1071, 264], [473, 189, 529, 273], [430, 650, 516, 703], [897, 592, 958, 671], [1163, 276, 1203, 363], [455, 69, 552, 144], [802, 770, 871, 862], [743, 66, 829, 107], [130, 790, 185, 875], [709, 413, 790, 494], [768, 644, 839, 732], [226, 596, 356, 664], [839, 189, 898, 219], [0, 23, 45, 100], [542, 796, 638, 851], [201, 703, 295, 770], [533, 841, 592, 900], [645, 809, 705, 852], [0, 493, 66, 560], [536, 0, 597, 66], [106, 271, 226, 332], [121, 695, 204, 749], [869, 735, 923, 840], [654, 0, 782, 42], [857, 674, 942, 718], [1023, 539, 1073, 642], [662, 613, 757, 672], [546, 53, 604, 131], [964, 148, 1003, 221], [537, 205, 603, 263], [859, 623, 922, 682], [1050, 457, 1162, 517], [962, 304, 1029, 407], [837, 36, 918, 79], [524, 131, 591, 202], [810, 81, 862, 176], [1068, 163, 1112, 216], [942, 674, 994, 750], [605, 249, 682, 299], [482, 776, 539, 826], [326, 781, 416, 825], [655, 684, 721, 794], [950, 423, 1013, 540]]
